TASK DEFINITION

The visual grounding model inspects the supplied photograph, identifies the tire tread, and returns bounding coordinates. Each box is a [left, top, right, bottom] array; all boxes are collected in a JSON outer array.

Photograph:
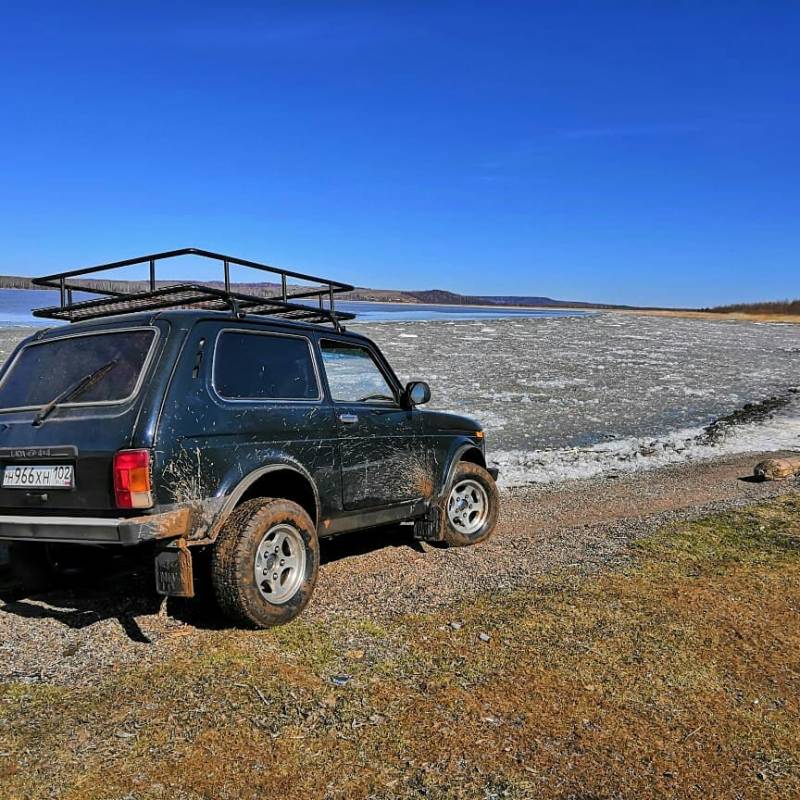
[[211, 497, 317, 628], [440, 461, 500, 547]]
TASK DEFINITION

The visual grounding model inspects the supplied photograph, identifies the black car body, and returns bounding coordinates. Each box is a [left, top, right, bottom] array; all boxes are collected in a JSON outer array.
[[0, 250, 500, 626], [0, 310, 489, 537]]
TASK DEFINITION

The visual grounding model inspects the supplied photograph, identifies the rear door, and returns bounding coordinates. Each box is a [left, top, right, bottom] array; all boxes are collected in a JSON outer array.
[[318, 337, 426, 510], [0, 324, 164, 512]]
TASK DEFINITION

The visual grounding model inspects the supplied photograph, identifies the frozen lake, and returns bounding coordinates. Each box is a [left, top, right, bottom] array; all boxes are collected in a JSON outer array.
[[0, 310, 798, 487], [355, 314, 800, 485]]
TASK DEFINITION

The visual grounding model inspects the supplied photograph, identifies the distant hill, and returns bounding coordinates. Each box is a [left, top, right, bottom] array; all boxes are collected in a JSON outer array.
[[403, 290, 632, 308], [0, 276, 37, 290], [0, 274, 400, 300], [474, 294, 649, 310], [0, 274, 666, 311], [7, 273, 794, 315]]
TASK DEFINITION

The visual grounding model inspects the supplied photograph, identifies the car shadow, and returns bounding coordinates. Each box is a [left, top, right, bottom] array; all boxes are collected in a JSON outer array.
[[0, 525, 427, 639], [1, 595, 157, 643], [0, 560, 161, 643], [319, 522, 425, 564], [738, 475, 762, 483]]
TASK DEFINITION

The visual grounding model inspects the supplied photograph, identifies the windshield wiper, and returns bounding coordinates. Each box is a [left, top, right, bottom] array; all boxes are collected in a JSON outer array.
[[32, 359, 118, 427]]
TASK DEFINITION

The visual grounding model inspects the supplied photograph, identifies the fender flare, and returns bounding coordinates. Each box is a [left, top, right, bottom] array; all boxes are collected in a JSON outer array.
[[438, 443, 486, 500], [208, 461, 321, 540]]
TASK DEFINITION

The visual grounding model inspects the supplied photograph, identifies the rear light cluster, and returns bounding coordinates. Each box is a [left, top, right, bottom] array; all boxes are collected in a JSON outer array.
[[113, 449, 153, 509]]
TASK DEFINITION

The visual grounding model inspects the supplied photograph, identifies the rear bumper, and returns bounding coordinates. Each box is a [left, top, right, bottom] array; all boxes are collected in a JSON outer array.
[[0, 507, 191, 546]]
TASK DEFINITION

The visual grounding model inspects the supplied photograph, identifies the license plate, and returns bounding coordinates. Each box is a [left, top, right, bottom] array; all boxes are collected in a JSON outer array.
[[2, 464, 74, 489]]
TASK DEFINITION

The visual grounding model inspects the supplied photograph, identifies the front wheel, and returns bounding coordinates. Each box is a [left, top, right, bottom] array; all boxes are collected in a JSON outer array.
[[439, 461, 500, 547], [211, 498, 319, 628]]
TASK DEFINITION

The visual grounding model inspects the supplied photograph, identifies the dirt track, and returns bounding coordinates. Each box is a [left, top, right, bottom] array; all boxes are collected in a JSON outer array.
[[0, 451, 797, 686]]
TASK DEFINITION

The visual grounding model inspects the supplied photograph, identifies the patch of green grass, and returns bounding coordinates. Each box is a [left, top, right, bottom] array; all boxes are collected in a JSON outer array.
[[357, 617, 390, 638], [267, 617, 342, 672], [635, 495, 800, 571]]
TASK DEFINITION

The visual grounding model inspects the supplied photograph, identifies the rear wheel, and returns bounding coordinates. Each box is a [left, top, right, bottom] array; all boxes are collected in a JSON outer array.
[[211, 498, 319, 628], [439, 462, 500, 547]]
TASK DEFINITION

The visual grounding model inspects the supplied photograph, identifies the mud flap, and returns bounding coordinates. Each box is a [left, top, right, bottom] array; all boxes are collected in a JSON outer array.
[[154, 540, 195, 597], [413, 506, 443, 542]]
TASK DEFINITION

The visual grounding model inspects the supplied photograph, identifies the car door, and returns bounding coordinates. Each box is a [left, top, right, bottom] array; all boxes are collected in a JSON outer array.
[[156, 322, 339, 521], [318, 337, 426, 511]]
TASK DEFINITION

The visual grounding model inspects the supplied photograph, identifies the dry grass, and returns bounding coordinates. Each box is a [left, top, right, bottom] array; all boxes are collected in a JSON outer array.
[[621, 308, 800, 325], [2, 495, 799, 799]]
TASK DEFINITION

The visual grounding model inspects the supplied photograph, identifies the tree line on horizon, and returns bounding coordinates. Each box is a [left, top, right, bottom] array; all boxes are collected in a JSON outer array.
[[708, 299, 800, 315]]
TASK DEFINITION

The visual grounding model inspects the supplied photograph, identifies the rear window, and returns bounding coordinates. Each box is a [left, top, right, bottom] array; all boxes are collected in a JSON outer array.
[[213, 331, 319, 400], [0, 329, 157, 410]]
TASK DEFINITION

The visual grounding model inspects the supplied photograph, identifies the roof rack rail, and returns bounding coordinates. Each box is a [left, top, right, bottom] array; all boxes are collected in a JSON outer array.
[[31, 247, 356, 329]]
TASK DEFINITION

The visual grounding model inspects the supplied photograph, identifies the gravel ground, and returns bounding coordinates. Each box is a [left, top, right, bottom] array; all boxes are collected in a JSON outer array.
[[1, 451, 797, 687]]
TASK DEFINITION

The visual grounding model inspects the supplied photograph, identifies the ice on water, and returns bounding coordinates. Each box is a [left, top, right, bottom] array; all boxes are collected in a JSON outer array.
[[356, 314, 800, 486]]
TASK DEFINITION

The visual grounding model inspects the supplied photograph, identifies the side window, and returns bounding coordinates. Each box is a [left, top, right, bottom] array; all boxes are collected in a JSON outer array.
[[320, 341, 396, 403], [214, 331, 319, 400]]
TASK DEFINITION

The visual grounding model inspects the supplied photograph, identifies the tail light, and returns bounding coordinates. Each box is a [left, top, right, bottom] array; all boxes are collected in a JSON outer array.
[[113, 449, 153, 509]]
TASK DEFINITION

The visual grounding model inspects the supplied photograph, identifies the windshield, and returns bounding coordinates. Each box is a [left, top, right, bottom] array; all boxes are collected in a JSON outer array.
[[0, 329, 156, 410]]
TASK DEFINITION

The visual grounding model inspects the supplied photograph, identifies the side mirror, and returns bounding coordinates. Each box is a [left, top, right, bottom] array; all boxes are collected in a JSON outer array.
[[405, 380, 431, 407]]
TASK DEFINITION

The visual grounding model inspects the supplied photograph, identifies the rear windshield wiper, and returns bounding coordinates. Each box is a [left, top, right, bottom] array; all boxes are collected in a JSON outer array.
[[32, 359, 119, 427]]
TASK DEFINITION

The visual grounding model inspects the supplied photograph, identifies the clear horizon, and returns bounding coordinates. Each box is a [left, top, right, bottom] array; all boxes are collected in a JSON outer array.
[[0, 2, 798, 308]]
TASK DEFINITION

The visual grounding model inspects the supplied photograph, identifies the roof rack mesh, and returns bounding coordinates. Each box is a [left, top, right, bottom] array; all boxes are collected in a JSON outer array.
[[31, 248, 356, 328]]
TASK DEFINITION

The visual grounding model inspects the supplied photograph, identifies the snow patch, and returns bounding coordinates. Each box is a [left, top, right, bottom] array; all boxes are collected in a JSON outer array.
[[492, 400, 800, 487]]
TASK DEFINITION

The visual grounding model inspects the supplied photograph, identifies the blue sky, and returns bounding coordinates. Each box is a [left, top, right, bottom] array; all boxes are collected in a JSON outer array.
[[0, 1, 797, 307]]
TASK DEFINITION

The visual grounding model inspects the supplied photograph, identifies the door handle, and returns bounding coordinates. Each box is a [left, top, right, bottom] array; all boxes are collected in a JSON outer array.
[[338, 413, 359, 424]]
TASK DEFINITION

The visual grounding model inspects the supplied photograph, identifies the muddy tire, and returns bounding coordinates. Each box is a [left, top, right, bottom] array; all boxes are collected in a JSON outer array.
[[8, 542, 54, 592], [439, 462, 500, 547], [211, 498, 319, 628]]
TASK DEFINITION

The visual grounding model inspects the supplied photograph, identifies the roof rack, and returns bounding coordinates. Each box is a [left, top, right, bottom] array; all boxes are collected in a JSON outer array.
[[31, 247, 356, 329]]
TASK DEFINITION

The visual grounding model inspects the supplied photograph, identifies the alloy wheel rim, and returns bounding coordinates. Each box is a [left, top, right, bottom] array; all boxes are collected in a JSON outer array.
[[447, 478, 489, 535], [254, 523, 306, 605]]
